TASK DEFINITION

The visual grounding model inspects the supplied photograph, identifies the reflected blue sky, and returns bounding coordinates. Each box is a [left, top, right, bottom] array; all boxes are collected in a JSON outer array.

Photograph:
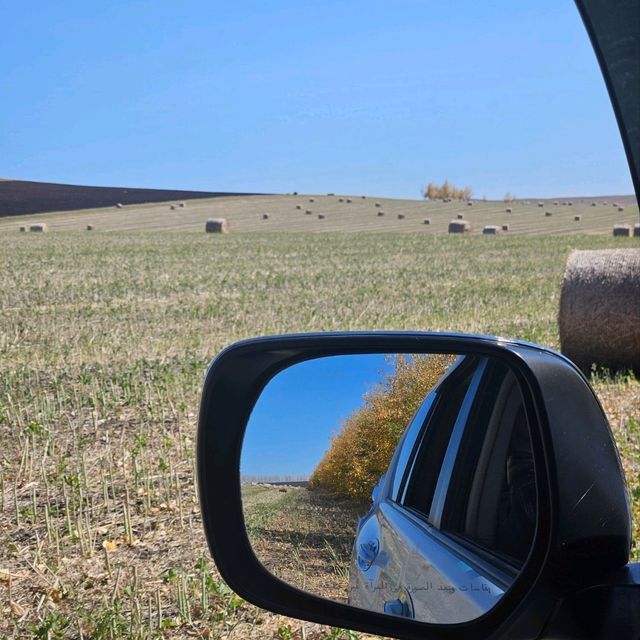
[[241, 354, 394, 479]]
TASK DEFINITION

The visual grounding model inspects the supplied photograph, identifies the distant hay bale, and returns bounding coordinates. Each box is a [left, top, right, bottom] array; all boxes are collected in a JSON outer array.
[[262, 213, 270, 220], [397, 213, 405, 219], [205, 218, 230, 233], [179, 202, 186, 208], [361, 195, 366, 199], [613, 203, 619, 207], [456, 213, 464, 219], [116, 203, 123, 208], [467, 201, 473, 206], [317, 213, 325, 219], [338, 198, 344, 202], [545, 211, 552, 217], [377, 211, 385, 217], [613, 224, 631, 237], [19, 226, 26, 232], [591, 202, 597, 206], [603, 201, 608, 205], [559, 249, 640, 372], [554, 201, 559, 205], [505, 207, 512, 213], [423, 218, 431, 225], [618, 206, 625, 212], [561, 202, 567, 206], [483, 225, 501, 235], [170, 205, 176, 210], [86, 224, 94, 231], [375, 202, 381, 207], [574, 215, 582, 221], [635, 224, 640, 238], [448, 219, 473, 234], [293, 191, 298, 195], [327, 193, 335, 196], [537, 202, 544, 207], [568, 202, 573, 206], [346, 198, 352, 203], [309, 198, 315, 203], [502, 224, 510, 231], [296, 204, 302, 210], [29, 223, 48, 233], [305, 209, 312, 215]]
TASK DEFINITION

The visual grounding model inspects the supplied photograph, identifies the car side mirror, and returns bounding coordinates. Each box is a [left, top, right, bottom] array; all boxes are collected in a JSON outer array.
[[197, 332, 631, 640]]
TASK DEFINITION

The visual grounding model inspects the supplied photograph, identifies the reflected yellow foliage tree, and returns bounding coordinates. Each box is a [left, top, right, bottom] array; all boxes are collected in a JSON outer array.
[[310, 354, 456, 501]]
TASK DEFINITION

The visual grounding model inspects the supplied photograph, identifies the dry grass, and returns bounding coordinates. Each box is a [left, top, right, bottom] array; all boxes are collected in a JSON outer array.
[[0, 230, 638, 639]]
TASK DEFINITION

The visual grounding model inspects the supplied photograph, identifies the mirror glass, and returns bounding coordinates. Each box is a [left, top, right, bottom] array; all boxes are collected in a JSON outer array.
[[241, 352, 537, 624]]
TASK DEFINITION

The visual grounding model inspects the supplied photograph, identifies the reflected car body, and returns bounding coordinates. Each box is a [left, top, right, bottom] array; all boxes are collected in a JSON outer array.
[[349, 354, 535, 623]]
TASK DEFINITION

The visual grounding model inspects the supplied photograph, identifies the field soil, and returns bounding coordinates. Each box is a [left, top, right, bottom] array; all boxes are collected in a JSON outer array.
[[242, 485, 368, 603]]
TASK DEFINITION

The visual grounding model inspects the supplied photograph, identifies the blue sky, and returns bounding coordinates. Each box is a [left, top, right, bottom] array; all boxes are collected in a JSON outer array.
[[242, 354, 394, 479], [1, 1, 633, 198]]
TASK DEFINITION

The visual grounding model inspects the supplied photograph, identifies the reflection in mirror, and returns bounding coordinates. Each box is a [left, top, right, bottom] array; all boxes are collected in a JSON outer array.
[[241, 353, 537, 624]]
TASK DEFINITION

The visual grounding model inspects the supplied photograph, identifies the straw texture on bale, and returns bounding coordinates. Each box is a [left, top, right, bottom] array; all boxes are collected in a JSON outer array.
[[30, 223, 48, 232], [482, 225, 500, 235], [613, 224, 631, 237], [448, 220, 473, 233], [559, 249, 640, 372], [205, 218, 230, 233]]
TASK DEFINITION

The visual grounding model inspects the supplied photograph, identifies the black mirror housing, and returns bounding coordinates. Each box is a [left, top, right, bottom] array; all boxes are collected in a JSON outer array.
[[197, 332, 630, 640]]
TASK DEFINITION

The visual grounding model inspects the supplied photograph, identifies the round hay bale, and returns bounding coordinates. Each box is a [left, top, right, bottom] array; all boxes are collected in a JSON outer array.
[[375, 202, 381, 208], [501, 224, 510, 231], [423, 218, 431, 225], [327, 193, 335, 196], [603, 201, 608, 205], [545, 211, 553, 217], [483, 225, 501, 235], [29, 223, 48, 233], [205, 218, 230, 233], [179, 202, 186, 208], [574, 215, 581, 221], [116, 203, 123, 208], [338, 198, 344, 202], [554, 201, 559, 206], [613, 203, 619, 207], [538, 202, 544, 207], [634, 224, 640, 238], [377, 211, 385, 217], [397, 213, 405, 219], [559, 249, 640, 372], [296, 204, 302, 210], [448, 219, 473, 234], [591, 202, 597, 206], [170, 205, 176, 210], [86, 224, 94, 231], [467, 201, 473, 206], [293, 191, 298, 195], [613, 224, 631, 237], [317, 213, 325, 219], [505, 207, 512, 213], [456, 213, 464, 219], [262, 213, 270, 220], [568, 201, 573, 206], [346, 198, 352, 203], [309, 198, 314, 203], [305, 209, 312, 215], [618, 206, 625, 212], [361, 195, 366, 199], [19, 226, 26, 232]]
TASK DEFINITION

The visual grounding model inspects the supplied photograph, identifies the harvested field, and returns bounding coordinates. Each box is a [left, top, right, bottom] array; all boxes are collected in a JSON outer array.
[[0, 194, 637, 235], [0, 230, 638, 639]]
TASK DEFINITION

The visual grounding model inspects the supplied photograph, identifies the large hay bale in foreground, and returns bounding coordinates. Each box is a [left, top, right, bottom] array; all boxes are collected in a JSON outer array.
[[559, 249, 640, 372], [448, 220, 473, 233], [613, 224, 631, 237], [205, 218, 230, 233], [30, 223, 48, 232]]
